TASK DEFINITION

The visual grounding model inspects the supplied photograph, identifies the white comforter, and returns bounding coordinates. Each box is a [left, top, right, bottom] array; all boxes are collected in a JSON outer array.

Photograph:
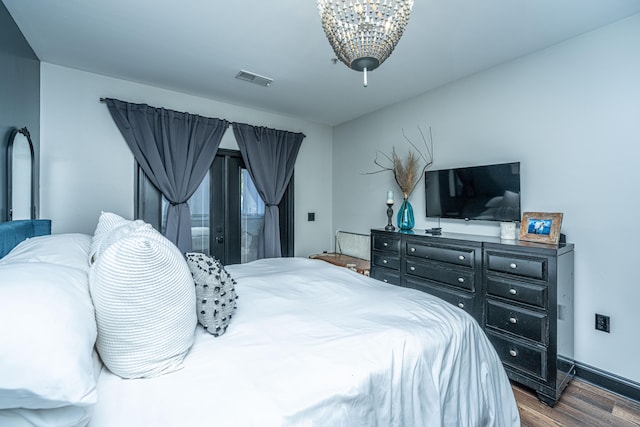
[[90, 257, 519, 427]]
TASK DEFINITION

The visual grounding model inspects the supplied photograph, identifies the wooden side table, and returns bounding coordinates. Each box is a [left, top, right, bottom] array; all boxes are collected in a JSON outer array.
[[309, 253, 370, 276]]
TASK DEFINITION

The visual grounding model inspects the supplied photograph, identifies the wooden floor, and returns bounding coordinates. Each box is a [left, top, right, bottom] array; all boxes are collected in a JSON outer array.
[[513, 379, 640, 426]]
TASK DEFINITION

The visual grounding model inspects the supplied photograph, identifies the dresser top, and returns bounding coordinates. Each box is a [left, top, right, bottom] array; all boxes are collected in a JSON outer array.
[[371, 228, 574, 254]]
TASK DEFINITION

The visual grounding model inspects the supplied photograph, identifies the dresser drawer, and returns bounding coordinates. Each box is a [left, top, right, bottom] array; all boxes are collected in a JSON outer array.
[[372, 234, 400, 252], [371, 267, 401, 286], [405, 242, 475, 268], [486, 252, 547, 280], [405, 277, 475, 316], [486, 276, 547, 308], [486, 300, 547, 344], [406, 259, 474, 291], [486, 331, 546, 380], [372, 252, 401, 271]]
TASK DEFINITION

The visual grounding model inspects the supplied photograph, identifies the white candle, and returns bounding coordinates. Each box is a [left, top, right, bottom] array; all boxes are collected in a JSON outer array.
[[386, 190, 394, 204]]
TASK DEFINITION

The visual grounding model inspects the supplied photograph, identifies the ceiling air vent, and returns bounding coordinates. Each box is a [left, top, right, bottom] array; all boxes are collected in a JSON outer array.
[[235, 70, 273, 87]]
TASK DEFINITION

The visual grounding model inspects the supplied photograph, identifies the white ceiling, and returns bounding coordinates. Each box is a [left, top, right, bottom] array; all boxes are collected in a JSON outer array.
[[4, 0, 640, 126]]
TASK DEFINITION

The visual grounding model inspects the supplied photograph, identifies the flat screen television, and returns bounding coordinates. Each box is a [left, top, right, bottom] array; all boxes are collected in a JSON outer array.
[[425, 162, 520, 222]]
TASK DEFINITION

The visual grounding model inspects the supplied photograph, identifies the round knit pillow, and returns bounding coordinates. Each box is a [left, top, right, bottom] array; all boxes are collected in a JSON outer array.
[[89, 212, 150, 265], [89, 226, 197, 378]]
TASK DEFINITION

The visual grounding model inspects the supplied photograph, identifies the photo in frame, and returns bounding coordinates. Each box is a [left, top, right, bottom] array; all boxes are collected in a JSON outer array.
[[519, 212, 563, 244]]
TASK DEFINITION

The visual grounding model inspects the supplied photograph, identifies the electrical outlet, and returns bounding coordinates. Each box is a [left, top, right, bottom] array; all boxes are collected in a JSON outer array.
[[595, 313, 610, 333]]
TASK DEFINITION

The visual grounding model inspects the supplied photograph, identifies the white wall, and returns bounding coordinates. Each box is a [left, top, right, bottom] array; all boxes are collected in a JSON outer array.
[[40, 63, 334, 258], [332, 15, 640, 383]]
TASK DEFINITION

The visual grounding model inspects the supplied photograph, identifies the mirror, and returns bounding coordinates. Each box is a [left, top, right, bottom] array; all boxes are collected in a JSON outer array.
[[7, 127, 36, 220]]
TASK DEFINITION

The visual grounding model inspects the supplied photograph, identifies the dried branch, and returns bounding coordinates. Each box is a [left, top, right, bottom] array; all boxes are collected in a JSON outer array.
[[365, 125, 434, 199]]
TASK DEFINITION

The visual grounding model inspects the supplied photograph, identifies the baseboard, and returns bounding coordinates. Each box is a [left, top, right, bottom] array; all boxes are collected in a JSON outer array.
[[575, 361, 640, 403]]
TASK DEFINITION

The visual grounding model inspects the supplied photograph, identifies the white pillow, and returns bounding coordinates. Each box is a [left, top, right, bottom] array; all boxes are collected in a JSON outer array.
[[185, 253, 238, 337], [89, 212, 150, 265], [0, 405, 94, 427], [0, 233, 91, 271], [89, 226, 197, 379], [0, 262, 98, 409]]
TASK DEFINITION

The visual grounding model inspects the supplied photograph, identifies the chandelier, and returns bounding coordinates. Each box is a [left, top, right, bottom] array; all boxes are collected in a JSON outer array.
[[318, 0, 414, 87]]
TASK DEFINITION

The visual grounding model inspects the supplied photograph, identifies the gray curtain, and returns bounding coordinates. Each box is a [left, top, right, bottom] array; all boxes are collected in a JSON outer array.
[[232, 123, 304, 258], [105, 98, 229, 253]]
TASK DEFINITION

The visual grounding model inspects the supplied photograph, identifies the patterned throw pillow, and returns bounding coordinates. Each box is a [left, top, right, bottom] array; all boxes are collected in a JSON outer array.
[[185, 253, 238, 337]]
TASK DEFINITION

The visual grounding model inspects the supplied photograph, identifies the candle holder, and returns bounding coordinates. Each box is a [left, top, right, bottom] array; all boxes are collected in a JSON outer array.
[[384, 202, 395, 231]]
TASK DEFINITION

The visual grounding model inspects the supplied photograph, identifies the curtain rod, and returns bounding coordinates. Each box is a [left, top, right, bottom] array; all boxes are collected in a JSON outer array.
[[98, 98, 305, 137]]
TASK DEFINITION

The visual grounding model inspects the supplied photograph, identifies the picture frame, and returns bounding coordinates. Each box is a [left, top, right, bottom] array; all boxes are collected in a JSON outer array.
[[519, 212, 563, 244]]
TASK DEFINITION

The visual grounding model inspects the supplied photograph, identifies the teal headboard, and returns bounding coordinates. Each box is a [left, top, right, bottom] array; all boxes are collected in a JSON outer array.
[[0, 219, 51, 258]]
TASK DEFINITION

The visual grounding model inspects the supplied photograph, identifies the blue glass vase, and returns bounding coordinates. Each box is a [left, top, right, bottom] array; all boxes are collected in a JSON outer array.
[[397, 198, 415, 230]]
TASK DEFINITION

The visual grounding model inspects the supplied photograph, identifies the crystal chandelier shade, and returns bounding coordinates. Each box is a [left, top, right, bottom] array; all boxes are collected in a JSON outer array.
[[318, 0, 414, 85]]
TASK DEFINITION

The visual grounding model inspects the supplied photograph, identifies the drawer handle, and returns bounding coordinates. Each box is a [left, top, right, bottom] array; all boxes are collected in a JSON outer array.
[[509, 350, 518, 357], [410, 247, 416, 252], [383, 242, 388, 247], [458, 302, 465, 309], [509, 288, 517, 295], [458, 255, 465, 261], [509, 317, 518, 324], [457, 277, 465, 283], [383, 259, 388, 264], [510, 263, 517, 269], [410, 266, 416, 271]]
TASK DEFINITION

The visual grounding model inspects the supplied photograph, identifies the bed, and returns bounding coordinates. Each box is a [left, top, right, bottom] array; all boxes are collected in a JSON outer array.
[[0, 217, 520, 427]]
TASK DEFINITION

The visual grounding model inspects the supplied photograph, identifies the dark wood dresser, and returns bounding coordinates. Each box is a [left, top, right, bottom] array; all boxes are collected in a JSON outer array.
[[370, 228, 575, 406]]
